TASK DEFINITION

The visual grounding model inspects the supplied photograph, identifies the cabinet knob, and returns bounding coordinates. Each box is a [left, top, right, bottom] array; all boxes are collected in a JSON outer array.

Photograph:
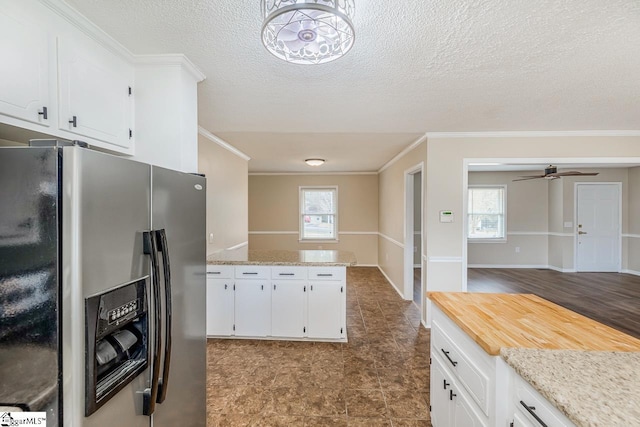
[[69, 116, 77, 127], [449, 390, 456, 401], [38, 106, 48, 120]]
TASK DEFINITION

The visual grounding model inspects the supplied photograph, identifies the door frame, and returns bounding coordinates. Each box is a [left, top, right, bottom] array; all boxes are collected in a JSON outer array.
[[404, 162, 424, 307], [573, 182, 622, 272]]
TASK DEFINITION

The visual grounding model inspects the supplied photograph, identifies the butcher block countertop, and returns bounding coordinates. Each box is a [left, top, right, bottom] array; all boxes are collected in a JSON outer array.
[[428, 292, 640, 355], [207, 249, 357, 267]]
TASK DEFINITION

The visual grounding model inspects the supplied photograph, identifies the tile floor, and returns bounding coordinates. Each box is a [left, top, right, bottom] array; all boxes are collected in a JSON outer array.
[[206, 267, 432, 426]]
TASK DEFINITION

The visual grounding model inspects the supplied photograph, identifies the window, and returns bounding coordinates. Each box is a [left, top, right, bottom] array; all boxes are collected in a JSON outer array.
[[300, 187, 338, 241], [468, 186, 506, 240]]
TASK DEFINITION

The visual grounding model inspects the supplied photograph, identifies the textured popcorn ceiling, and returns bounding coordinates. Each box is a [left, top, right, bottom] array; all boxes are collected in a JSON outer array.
[[66, 0, 640, 172]]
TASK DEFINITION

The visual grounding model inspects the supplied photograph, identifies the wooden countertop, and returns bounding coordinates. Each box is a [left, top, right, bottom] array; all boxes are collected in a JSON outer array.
[[429, 292, 640, 355]]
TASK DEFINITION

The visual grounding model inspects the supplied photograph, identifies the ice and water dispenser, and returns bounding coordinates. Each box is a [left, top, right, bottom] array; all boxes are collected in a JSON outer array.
[[85, 278, 149, 415]]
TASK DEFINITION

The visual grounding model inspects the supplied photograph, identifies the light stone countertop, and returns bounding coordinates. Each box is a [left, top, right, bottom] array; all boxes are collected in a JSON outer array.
[[501, 347, 640, 427], [206, 249, 357, 266]]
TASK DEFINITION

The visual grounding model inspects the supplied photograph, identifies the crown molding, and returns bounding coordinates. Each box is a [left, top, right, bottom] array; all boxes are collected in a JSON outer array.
[[198, 127, 251, 161], [378, 133, 428, 173], [134, 54, 206, 82], [425, 130, 640, 138], [40, 0, 135, 62], [249, 171, 377, 176]]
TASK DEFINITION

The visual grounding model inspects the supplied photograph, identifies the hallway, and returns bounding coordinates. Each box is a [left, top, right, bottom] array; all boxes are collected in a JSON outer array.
[[206, 267, 432, 426]]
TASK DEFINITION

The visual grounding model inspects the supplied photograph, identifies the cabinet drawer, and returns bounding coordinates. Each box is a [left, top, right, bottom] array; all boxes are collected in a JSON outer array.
[[206, 265, 234, 279], [432, 306, 491, 416], [514, 375, 573, 427], [308, 266, 345, 281], [271, 266, 307, 280], [235, 265, 270, 279]]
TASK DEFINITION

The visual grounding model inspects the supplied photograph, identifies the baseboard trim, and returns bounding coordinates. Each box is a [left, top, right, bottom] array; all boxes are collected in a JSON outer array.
[[621, 269, 640, 276], [547, 265, 577, 273], [377, 266, 405, 299], [468, 264, 549, 269]]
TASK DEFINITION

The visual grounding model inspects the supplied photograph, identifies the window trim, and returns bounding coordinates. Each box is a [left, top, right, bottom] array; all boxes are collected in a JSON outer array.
[[467, 185, 507, 243], [299, 186, 339, 243]]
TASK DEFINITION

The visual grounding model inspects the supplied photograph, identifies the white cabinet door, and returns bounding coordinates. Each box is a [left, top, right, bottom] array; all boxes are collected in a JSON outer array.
[[234, 280, 271, 337], [58, 35, 133, 150], [271, 280, 306, 338], [430, 355, 453, 427], [307, 280, 343, 339], [0, 10, 51, 127], [512, 410, 536, 427], [452, 386, 487, 427], [206, 278, 234, 336]]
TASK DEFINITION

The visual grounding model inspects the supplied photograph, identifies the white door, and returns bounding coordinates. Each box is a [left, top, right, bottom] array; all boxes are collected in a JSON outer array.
[[206, 278, 234, 336], [234, 280, 271, 337], [307, 281, 343, 339], [0, 9, 51, 127], [271, 281, 306, 338], [576, 183, 621, 272]]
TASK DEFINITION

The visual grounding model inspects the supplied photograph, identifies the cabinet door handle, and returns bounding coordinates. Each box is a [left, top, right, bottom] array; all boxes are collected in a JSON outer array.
[[69, 116, 77, 127], [207, 271, 221, 275], [449, 390, 456, 401], [273, 284, 276, 290], [224, 284, 227, 290], [317, 273, 333, 277], [279, 273, 294, 276], [38, 106, 48, 120], [243, 272, 258, 275], [519, 401, 548, 427], [261, 284, 264, 290], [441, 349, 458, 366], [443, 380, 450, 390]]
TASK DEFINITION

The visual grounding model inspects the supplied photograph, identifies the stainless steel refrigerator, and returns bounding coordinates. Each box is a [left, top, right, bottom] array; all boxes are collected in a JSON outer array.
[[0, 141, 206, 426]]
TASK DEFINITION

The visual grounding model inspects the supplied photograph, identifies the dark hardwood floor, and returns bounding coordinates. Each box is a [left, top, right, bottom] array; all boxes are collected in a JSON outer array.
[[467, 268, 640, 339]]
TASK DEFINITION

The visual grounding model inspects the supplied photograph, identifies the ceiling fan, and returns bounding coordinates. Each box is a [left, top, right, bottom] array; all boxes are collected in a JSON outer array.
[[513, 165, 599, 181]]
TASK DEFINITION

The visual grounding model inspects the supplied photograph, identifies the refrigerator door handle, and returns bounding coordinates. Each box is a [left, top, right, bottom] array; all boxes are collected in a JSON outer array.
[[155, 229, 173, 404], [142, 231, 162, 416]]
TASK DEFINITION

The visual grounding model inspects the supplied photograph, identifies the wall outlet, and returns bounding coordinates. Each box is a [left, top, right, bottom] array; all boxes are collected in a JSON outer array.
[[208, 233, 214, 244], [515, 247, 520, 253]]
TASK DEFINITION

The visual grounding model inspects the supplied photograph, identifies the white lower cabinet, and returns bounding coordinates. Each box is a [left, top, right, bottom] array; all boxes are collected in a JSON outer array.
[[431, 352, 487, 427], [308, 280, 344, 339], [429, 301, 577, 427], [234, 279, 271, 337], [271, 280, 306, 338], [206, 266, 234, 336], [206, 265, 346, 341]]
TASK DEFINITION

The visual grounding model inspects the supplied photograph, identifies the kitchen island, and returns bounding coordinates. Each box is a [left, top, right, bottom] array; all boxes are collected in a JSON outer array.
[[206, 249, 356, 341], [428, 292, 640, 427]]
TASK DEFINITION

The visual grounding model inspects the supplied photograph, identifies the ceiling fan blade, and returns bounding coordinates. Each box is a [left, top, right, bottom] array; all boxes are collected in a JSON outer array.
[[554, 171, 600, 177], [516, 175, 546, 178], [512, 176, 544, 181]]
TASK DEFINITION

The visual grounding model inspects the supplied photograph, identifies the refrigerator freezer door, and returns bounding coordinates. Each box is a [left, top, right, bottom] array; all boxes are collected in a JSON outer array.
[[0, 147, 60, 426], [61, 147, 151, 427], [151, 166, 206, 427]]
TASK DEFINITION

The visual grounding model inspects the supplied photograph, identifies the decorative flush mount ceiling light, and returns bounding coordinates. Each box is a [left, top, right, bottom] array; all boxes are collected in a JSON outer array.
[[305, 158, 325, 166], [261, 0, 355, 65]]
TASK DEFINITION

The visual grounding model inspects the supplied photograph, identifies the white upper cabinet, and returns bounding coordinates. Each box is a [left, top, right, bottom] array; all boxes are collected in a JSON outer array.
[[58, 35, 133, 149], [0, 9, 52, 127]]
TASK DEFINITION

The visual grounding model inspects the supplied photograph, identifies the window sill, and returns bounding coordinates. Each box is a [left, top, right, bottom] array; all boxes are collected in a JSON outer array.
[[468, 238, 507, 244], [299, 239, 340, 244]]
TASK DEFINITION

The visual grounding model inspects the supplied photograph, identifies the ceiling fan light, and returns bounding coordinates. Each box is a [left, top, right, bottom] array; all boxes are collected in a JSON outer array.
[[305, 158, 325, 166], [261, 0, 355, 65]]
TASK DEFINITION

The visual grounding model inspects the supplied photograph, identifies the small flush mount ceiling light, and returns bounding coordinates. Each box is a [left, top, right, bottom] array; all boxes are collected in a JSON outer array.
[[261, 0, 355, 65], [305, 158, 325, 166]]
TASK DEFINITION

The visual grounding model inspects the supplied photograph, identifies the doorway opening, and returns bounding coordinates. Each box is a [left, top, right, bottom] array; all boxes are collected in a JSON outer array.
[[404, 164, 423, 313]]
